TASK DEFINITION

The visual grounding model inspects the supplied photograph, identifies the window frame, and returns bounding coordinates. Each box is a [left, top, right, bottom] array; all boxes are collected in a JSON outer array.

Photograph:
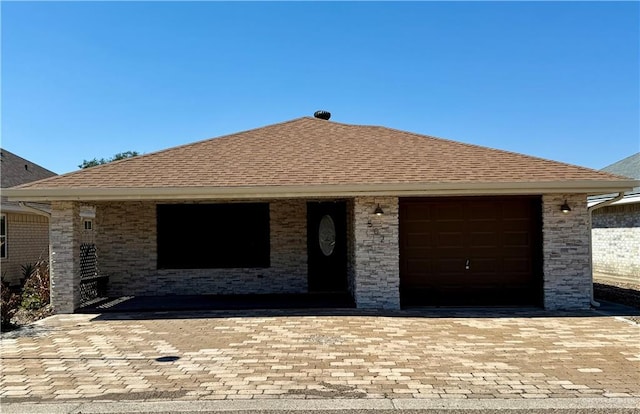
[[0, 213, 6, 259]]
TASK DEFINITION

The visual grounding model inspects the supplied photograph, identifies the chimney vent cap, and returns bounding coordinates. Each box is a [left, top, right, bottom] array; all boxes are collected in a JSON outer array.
[[313, 110, 331, 120]]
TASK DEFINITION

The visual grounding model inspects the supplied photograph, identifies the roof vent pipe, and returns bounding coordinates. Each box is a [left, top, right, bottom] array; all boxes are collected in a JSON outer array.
[[313, 110, 331, 120]]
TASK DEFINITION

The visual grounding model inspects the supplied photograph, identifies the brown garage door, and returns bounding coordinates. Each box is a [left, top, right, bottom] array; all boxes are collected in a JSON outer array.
[[400, 196, 542, 307]]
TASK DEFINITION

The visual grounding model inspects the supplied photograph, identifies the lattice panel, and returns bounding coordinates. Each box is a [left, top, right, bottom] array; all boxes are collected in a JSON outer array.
[[80, 243, 97, 280]]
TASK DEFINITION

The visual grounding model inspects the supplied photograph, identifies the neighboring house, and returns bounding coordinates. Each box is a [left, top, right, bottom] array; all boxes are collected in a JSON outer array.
[[590, 153, 640, 280], [1, 149, 57, 286], [5, 113, 637, 313]]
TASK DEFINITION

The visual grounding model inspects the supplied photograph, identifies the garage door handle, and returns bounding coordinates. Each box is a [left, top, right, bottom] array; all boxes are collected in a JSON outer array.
[[465, 259, 470, 270]]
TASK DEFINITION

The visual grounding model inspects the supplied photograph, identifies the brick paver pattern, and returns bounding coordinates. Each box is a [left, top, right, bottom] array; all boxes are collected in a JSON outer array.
[[1, 310, 639, 402]]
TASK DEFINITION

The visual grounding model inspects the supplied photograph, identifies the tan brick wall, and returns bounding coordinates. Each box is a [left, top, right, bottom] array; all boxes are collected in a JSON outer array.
[[542, 194, 592, 310], [95, 200, 308, 296], [0, 213, 50, 286], [592, 203, 640, 279]]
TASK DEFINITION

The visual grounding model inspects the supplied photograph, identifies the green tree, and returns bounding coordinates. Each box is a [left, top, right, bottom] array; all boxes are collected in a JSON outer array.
[[79, 151, 140, 169]]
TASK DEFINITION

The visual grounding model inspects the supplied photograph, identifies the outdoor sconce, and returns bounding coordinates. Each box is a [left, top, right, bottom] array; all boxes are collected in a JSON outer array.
[[374, 204, 384, 216], [560, 200, 571, 213]]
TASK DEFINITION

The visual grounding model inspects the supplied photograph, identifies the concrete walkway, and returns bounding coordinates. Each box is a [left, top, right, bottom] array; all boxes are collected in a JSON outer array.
[[1, 307, 639, 410]]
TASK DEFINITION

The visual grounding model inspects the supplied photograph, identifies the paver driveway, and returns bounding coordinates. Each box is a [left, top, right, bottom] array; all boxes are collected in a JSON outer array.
[[1, 309, 639, 403]]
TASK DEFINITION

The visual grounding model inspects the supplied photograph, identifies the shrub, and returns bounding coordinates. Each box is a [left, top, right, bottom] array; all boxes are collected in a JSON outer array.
[[21, 263, 36, 281], [1, 280, 20, 329], [20, 261, 50, 311]]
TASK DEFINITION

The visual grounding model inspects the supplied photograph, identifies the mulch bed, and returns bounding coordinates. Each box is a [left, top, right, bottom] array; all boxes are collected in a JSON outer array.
[[594, 280, 640, 310]]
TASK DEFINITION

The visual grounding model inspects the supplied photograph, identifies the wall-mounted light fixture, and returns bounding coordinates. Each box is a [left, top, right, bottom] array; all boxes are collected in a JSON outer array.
[[560, 200, 571, 213], [374, 204, 384, 216]]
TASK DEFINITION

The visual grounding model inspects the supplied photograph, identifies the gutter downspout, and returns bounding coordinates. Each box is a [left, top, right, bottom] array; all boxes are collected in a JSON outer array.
[[18, 202, 51, 217], [586, 193, 625, 308]]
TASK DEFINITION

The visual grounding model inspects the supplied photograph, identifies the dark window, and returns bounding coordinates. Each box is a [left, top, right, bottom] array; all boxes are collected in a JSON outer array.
[[157, 203, 270, 269]]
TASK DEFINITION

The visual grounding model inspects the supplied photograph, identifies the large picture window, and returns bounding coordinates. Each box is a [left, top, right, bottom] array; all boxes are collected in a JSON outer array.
[[0, 214, 6, 259], [157, 203, 270, 269]]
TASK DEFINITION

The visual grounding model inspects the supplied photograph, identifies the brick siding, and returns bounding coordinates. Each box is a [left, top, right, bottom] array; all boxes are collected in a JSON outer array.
[[50, 202, 81, 314], [592, 203, 640, 279], [542, 194, 592, 310], [1, 213, 50, 286], [95, 200, 308, 296]]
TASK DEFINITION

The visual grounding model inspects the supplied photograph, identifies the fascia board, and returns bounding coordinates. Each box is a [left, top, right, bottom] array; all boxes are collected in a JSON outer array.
[[5, 180, 639, 202]]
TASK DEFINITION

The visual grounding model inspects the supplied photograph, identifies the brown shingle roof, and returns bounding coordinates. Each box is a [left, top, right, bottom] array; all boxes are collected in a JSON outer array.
[[1, 148, 57, 188], [7, 117, 636, 200], [1, 148, 57, 210]]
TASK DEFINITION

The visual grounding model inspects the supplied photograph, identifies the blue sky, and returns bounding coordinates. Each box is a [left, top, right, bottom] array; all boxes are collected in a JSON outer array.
[[2, 1, 638, 175]]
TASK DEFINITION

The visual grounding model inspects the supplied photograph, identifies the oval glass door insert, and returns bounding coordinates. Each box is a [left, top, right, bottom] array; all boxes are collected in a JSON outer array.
[[319, 215, 336, 256]]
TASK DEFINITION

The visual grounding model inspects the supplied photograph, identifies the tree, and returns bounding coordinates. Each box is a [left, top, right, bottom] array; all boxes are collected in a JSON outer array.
[[79, 151, 140, 169]]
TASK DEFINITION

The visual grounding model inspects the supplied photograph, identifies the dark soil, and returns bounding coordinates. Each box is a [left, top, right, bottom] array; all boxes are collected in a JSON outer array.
[[594, 280, 640, 310], [1, 305, 54, 333]]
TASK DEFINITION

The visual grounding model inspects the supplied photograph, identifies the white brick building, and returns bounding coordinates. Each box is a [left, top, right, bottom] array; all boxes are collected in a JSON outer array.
[[590, 153, 640, 280]]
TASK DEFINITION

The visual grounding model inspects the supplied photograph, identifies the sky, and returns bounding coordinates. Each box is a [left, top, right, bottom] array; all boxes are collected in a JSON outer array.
[[1, 1, 639, 175]]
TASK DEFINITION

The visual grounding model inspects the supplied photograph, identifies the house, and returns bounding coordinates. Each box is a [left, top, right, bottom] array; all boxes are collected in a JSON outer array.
[[5, 113, 637, 313], [1, 149, 57, 286], [590, 153, 640, 280]]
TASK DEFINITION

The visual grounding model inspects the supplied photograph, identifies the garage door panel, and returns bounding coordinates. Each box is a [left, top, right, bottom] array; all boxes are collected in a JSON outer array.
[[400, 196, 542, 307], [434, 205, 465, 220], [470, 232, 498, 246], [405, 234, 434, 248], [468, 258, 499, 272], [504, 231, 530, 247], [468, 221, 501, 232], [437, 232, 465, 247], [402, 204, 433, 221], [404, 221, 437, 233], [436, 258, 467, 273], [405, 258, 434, 274], [503, 258, 531, 273]]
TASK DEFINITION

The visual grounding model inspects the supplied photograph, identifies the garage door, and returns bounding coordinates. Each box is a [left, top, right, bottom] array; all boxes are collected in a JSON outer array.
[[400, 196, 542, 307]]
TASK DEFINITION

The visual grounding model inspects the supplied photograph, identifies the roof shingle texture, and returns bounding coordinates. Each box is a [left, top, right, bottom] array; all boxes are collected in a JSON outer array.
[[1, 148, 57, 208], [601, 152, 640, 195], [16, 117, 626, 190]]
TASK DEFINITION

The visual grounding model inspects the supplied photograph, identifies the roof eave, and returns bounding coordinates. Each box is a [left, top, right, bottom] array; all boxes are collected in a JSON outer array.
[[5, 180, 639, 202]]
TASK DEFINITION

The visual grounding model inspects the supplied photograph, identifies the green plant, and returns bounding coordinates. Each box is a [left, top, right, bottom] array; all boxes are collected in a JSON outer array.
[[20, 261, 50, 311], [20, 263, 36, 285], [1, 280, 20, 329]]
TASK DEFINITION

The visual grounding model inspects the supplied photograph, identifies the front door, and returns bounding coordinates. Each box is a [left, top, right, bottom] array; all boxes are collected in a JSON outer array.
[[307, 202, 347, 292]]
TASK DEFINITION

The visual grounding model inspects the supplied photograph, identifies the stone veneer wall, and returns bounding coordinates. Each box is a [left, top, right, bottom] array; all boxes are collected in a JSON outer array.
[[1, 213, 50, 286], [542, 194, 591, 310], [345, 199, 356, 299], [95, 199, 308, 296], [592, 203, 640, 279], [350, 196, 400, 310], [50, 202, 81, 313]]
